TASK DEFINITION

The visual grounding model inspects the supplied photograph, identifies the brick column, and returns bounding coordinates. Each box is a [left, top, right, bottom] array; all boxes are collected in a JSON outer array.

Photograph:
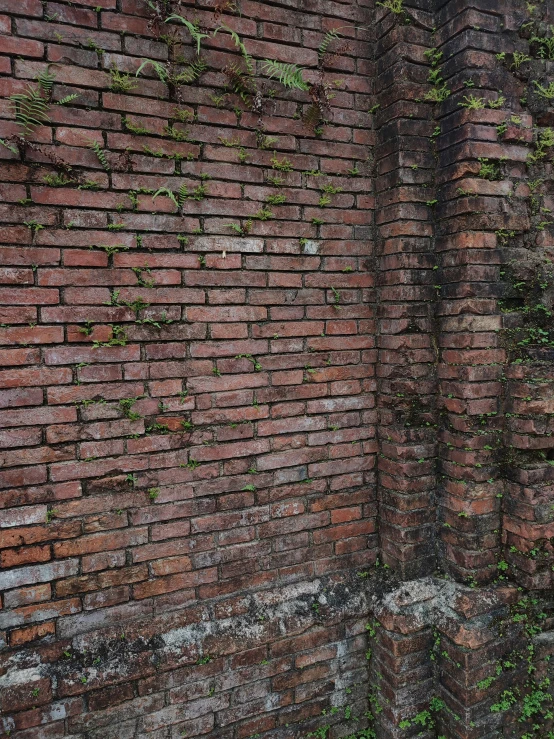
[[369, 579, 521, 739], [374, 0, 439, 580], [368, 1, 554, 736], [433, 0, 516, 584]]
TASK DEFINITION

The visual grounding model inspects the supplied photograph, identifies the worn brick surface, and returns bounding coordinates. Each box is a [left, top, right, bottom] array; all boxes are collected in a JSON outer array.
[[1, 0, 554, 737], [0, 0, 377, 737]]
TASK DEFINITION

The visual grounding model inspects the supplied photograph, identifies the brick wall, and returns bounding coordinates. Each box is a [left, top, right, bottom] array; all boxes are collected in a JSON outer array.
[[1, 0, 554, 738], [0, 0, 378, 737]]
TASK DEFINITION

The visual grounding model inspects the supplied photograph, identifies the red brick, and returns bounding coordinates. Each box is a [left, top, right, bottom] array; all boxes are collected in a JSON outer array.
[[10, 621, 55, 646]]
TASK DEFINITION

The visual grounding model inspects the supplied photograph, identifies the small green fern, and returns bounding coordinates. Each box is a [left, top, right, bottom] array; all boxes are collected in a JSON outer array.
[[152, 186, 179, 208], [56, 94, 79, 106], [177, 183, 189, 205], [10, 68, 56, 136], [36, 67, 56, 93], [136, 58, 169, 83], [262, 60, 309, 90], [216, 25, 254, 76], [110, 68, 137, 93], [137, 57, 206, 87], [174, 58, 207, 84], [376, 0, 403, 13], [318, 29, 340, 61], [151, 183, 196, 208], [89, 140, 110, 171], [165, 15, 209, 55]]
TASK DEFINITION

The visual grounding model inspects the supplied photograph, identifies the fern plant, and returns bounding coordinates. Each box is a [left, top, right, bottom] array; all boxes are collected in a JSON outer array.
[[89, 141, 110, 171], [224, 62, 255, 108], [152, 182, 193, 208], [136, 58, 170, 83], [138, 9, 211, 98], [261, 61, 309, 91], [225, 63, 254, 107], [218, 25, 254, 76], [458, 95, 486, 110], [528, 128, 554, 163], [318, 29, 341, 61], [57, 94, 79, 106], [136, 56, 207, 93], [534, 81, 554, 100], [261, 28, 353, 130], [531, 27, 554, 60], [424, 85, 450, 102], [376, 0, 403, 13], [260, 31, 343, 123], [152, 186, 179, 208], [177, 183, 189, 205], [43, 173, 74, 187], [165, 15, 209, 55], [174, 58, 207, 84], [10, 67, 55, 135], [110, 68, 137, 93], [215, 25, 261, 112]]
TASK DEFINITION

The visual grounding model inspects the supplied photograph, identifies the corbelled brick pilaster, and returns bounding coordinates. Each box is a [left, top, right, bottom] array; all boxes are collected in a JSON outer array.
[[374, 0, 439, 581]]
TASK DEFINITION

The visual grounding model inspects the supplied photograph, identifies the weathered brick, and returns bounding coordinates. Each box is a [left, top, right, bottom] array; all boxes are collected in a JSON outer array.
[[0, 559, 79, 590], [0, 2, 543, 738]]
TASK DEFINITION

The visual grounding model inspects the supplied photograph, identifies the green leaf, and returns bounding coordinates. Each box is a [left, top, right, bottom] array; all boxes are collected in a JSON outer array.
[[216, 25, 254, 76], [318, 29, 340, 61], [261, 60, 309, 90], [0, 138, 19, 154], [10, 84, 51, 135], [174, 58, 207, 84], [136, 58, 168, 83], [89, 140, 110, 171], [36, 67, 56, 94], [152, 186, 179, 208], [166, 14, 209, 55], [56, 93, 79, 106]]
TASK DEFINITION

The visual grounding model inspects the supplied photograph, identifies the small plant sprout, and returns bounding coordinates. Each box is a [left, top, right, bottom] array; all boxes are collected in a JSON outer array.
[[24, 220, 44, 234], [459, 94, 486, 109], [477, 157, 501, 180], [533, 81, 554, 100], [488, 95, 506, 109], [235, 353, 262, 371], [110, 68, 137, 93], [91, 243, 128, 258], [319, 193, 331, 207], [270, 152, 292, 171], [376, 0, 403, 13], [89, 140, 110, 171]]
